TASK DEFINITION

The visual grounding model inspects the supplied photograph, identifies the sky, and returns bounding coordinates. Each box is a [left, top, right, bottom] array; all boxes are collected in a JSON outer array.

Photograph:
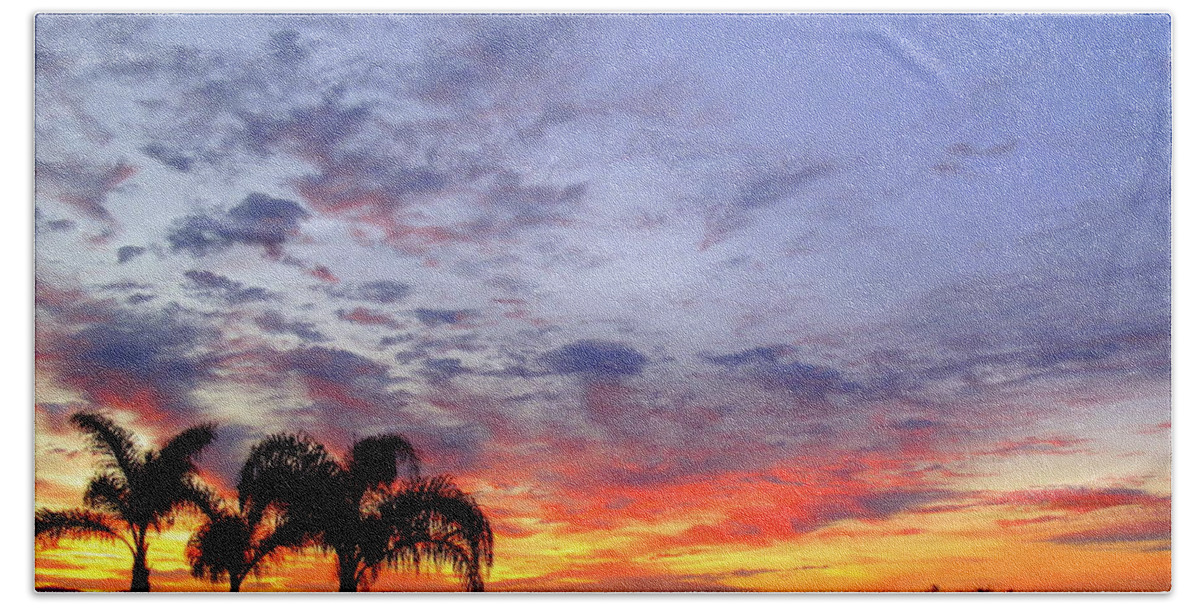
[[32, 13, 1171, 592]]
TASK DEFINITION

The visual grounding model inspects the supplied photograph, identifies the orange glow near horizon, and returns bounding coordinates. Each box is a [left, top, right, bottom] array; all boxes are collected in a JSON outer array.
[[35, 426, 1171, 593], [33, 507, 1171, 592]]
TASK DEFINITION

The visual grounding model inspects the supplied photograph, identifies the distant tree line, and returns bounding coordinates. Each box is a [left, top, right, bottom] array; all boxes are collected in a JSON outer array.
[[35, 413, 493, 592]]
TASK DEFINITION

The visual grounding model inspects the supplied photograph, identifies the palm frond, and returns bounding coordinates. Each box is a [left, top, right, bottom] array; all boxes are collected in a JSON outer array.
[[396, 476, 494, 562], [351, 514, 394, 589], [157, 423, 217, 472], [144, 425, 217, 518], [35, 508, 128, 551], [347, 434, 419, 493], [187, 496, 317, 587], [248, 514, 318, 569], [139, 466, 214, 529], [238, 434, 341, 530], [70, 413, 141, 482], [408, 540, 484, 591], [82, 473, 130, 518], [187, 513, 250, 584], [376, 476, 494, 590], [179, 478, 225, 520]]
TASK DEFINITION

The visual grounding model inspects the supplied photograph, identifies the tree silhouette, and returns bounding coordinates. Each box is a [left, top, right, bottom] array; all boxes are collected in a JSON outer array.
[[186, 434, 339, 591], [241, 433, 494, 591], [35, 413, 215, 592]]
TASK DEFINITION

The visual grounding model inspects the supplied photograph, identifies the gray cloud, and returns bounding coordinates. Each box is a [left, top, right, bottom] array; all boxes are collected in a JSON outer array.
[[1046, 522, 1170, 546], [322, 279, 411, 305], [541, 340, 648, 378], [35, 160, 135, 222], [705, 345, 796, 367], [735, 165, 836, 210], [254, 310, 329, 343], [167, 193, 309, 257], [414, 308, 476, 327], [183, 270, 272, 304], [40, 304, 219, 418], [141, 142, 193, 172], [419, 357, 470, 383], [705, 346, 860, 403], [890, 418, 943, 431], [116, 245, 146, 263]]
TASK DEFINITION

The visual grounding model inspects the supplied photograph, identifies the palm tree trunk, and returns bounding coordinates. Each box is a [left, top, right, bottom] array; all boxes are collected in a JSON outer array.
[[130, 542, 150, 592], [229, 574, 243, 592], [336, 552, 359, 592]]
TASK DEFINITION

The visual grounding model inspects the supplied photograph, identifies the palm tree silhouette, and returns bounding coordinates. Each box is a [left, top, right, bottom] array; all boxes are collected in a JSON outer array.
[[35, 412, 216, 592], [233, 433, 494, 591], [186, 434, 339, 591]]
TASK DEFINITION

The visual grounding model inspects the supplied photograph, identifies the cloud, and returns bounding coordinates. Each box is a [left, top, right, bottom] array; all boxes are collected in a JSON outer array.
[[193, 422, 259, 489], [1029, 326, 1171, 372], [995, 515, 1064, 529], [274, 347, 405, 433], [1046, 518, 1170, 546], [700, 163, 837, 249], [890, 418, 944, 431], [379, 333, 416, 348], [406, 16, 579, 106], [850, 489, 959, 521], [413, 308, 476, 327], [419, 357, 469, 383], [735, 165, 836, 210], [986, 486, 1169, 514], [165, 20, 602, 257], [97, 280, 153, 292], [267, 29, 308, 65], [237, 96, 374, 160], [35, 214, 76, 234], [541, 340, 648, 377], [39, 304, 219, 421], [705, 345, 860, 403], [758, 362, 862, 402], [140, 143, 193, 172], [182, 270, 272, 304], [976, 436, 1091, 458], [234, 94, 463, 251], [40, 16, 620, 266], [388, 332, 491, 365], [469, 172, 587, 236], [116, 245, 146, 263], [321, 279, 411, 304], [818, 257, 1173, 411], [292, 155, 451, 214], [35, 160, 137, 222], [561, 461, 963, 549], [705, 344, 796, 367], [337, 307, 402, 329], [167, 192, 309, 257], [253, 310, 329, 343], [405, 419, 492, 471]]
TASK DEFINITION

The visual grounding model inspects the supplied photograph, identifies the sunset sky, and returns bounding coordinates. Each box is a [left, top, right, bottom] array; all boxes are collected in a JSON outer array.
[[33, 13, 1170, 591]]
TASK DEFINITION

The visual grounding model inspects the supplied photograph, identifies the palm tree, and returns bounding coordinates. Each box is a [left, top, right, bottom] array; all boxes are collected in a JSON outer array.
[[366, 475, 495, 592], [186, 434, 339, 591], [35, 412, 216, 592], [236, 433, 494, 591]]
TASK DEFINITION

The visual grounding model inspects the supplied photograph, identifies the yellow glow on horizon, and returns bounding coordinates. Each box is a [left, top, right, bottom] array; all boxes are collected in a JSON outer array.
[[34, 391, 1171, 593]]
